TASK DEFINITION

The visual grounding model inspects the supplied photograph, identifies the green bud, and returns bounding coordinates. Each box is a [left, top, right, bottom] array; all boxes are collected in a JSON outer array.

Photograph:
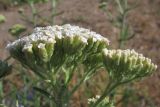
[[22, 44, 35, 67], [85, 53, 102, 66], [55, 37, 63, 52], [91, 41, 100, 53], [85, 38, 95, 52], [97, 41, 108, 52], [45, 39, 56, 60], [63, 36, 74, 54], [37, 43, 48, 62], [115, 50, 122, 65]]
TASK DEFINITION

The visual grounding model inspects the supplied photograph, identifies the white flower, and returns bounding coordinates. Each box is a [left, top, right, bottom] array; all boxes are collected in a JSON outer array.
[[7, 24, 109, 51], [7, 24, 109, 75]]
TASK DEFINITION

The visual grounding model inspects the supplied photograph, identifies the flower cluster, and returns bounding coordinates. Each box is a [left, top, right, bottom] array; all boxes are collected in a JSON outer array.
[[88, 95, 101, 104], [6, 24, 157, 107], [7, 24, 109, 76], [102, 49, 157, 82], [88, 95, 114, 107]]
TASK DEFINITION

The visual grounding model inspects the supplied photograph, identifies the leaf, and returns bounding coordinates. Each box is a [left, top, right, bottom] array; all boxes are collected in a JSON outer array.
[[33, 86, 53, 99]]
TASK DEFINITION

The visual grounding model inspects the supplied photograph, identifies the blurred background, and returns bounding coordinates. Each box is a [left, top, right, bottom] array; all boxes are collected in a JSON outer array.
[[0, 0, 160, 107]]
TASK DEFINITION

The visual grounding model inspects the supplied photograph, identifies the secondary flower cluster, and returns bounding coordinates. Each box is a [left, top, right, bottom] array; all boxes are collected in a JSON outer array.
[[7, 24, 109, 76], [102, 49, 157, 82], [88, 95, 114, 107]]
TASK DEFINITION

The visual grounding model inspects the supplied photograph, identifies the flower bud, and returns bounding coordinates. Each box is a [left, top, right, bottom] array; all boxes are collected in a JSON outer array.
[[45, 38, 56, 60], [72, 36, 87, 53], [85, 38, 95, 52], [22, 44, 35, 66], [37, 43, 48, 62], [63, 35, 74, 54]]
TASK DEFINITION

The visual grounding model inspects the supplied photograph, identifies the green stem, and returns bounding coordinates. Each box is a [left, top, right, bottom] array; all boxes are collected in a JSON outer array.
[[70, 72, 88, 96], [29, 1, 37, 26], [93, 82, 118, 107], [45, 65, 57, 106], [119, 9, 127, 49], [115, 0, 123, 14], [69, 68, 93, 98], [65, 66, 76, 85], [0, 82, 3, 102], [93, 75, 141, 107], [49, 72, 57, 106], [51, 0, 57, 25]]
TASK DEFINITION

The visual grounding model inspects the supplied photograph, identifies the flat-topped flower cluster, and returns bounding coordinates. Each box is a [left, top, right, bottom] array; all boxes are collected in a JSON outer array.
[[7, 24, 109, 48], [7, 24, 109, 78]]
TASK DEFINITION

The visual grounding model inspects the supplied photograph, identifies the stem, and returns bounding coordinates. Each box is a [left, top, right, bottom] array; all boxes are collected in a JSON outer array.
[[119, 9, 127, 48], [51, 0, 57, 25], [49, 72, 58, 106], [93, 75, 141, 107], [45, 65, 58, 106], [70, 71, 89, 97], [93, 82, 118, 107], [115, 0, 123, 14], [0, 82, 3, 102], [29, 1, 37, 26], [65, 66, 76, 85], [69, 67, 95, 98]]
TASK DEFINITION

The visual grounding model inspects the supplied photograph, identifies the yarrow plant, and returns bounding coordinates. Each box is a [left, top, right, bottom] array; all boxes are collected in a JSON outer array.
[[6, 24, 157, 107]]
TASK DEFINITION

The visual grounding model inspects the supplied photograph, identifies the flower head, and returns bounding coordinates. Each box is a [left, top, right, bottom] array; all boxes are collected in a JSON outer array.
[[102, 49, 157, 82], [88, 95, 114, 107], [7, 24, 109, 75]]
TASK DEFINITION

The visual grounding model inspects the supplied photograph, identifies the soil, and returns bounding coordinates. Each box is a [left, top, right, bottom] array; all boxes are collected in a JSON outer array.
[[0, 0, 160, 106]]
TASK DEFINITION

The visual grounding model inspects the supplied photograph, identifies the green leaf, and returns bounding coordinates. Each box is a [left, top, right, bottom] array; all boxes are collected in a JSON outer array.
[[33, 86, 53, 99]]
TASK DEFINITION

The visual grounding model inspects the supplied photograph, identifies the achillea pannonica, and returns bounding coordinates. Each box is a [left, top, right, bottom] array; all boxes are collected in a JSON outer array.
[[6, 24, 157, 107]]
